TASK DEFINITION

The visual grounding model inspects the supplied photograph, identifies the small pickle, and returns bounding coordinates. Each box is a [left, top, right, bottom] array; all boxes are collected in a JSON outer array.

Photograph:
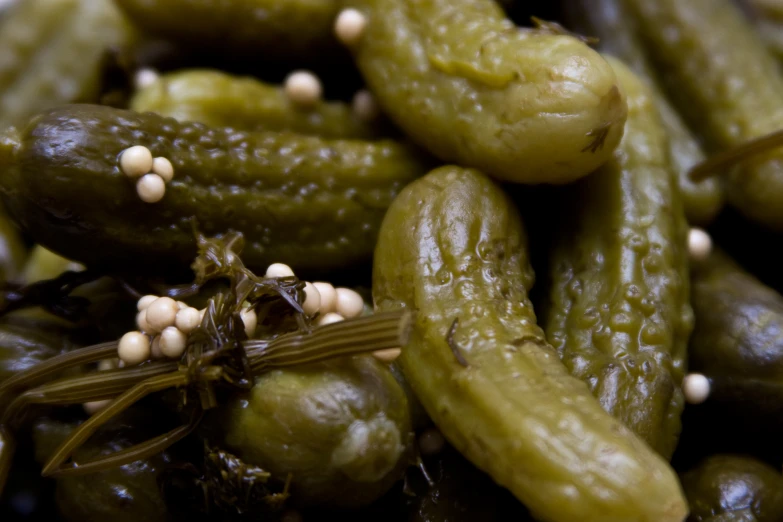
[[688, 249, 783, 420], [0, 0, 136, 130], [216, 356, 412, 508], [540, 58, 692, 459], [0, 204, 26, 284], [130, 69, 391, 140], [373, 166, 687, 522], [0, 104, 427, 276], [625, 0, 783, 230], [32, 412, 170, 522], [0, 309, 80, 385], [343, 0, 627, 184], [562, 0, 724, 225], [681, 455, 783, 522], [114, 0, 341, 61]]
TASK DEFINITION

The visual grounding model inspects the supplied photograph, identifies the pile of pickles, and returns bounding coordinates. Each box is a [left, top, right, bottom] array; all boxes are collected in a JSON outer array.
[[4, 0, 783, 521]]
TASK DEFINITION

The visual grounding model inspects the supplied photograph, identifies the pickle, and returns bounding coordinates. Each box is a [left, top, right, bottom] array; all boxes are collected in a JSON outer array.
[[540, 58, 692, 459], [0, 104, 427, 276], [372, 166, 687, 522], [0, 0, 136, 130], [114, 0, 341, 62], [215, 356, 412, 508], [343, 0, 627, 184], [681, 455, 783, 522], [625, 0, 783, 230], [32, 411, 170, 522], [562, 0, 723, 225], [130, 69, 390, 140], [688, 249, 783, 422]]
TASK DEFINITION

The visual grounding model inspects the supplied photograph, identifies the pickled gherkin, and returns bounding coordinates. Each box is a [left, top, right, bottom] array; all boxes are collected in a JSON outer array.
[[540, 58, 692, 459], [563, 0, 724, 225], [114, 0, 342, 62], [130, 69, 390, 140], [681, 455, 783, 522], [373, 166, 687, 522], [0, 0, 136, 130], [0, 104, 427, 276], [215, 356, 413, 508], [625, 0, 783, 230], [343, 0, 628, 184]]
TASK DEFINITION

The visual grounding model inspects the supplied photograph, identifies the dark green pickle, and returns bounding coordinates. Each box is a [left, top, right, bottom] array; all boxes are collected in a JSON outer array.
[[681, 455, 783, 522], [114, 0, 342, 62], [32, 412, 170, 522], [541, 58, 692, 459], [130, 69, 392, 140], [0, 104, 427, 276], [562, 0, 724, 225], [688, 249, 783, 421], [0, 0, 136, 130]]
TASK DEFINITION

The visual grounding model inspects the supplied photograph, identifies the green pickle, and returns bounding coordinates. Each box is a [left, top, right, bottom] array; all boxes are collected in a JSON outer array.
[[681, 455, 783, 522], [0, 0, 136, 130], [563, 0, 724, 225], [0, 104, 427, 276], [344, 0, 627, 184], [114, 0, 341, 61], [32, 412, 170, 522], [540, 58, 692, 459], [625, 0, 783, 230], [688, 249, 783, 419], [373, 166, 687, 522], [216, 356, 412, 508], [130, 69, 391, 140]]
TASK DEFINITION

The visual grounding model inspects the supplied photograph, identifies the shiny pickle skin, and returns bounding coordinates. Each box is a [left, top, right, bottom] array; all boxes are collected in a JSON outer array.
[[32, 413, 170, 522], [541, 58, 692, 459], [0, 0, 136, 130], [563, 0, 723, 225], [130, 69, 391, 140], [216, 356, 412, 508], [344, 0, 628, 185], [0, 104, 427, 275], [372, 166, 687, 522], [689, 249, 783, 412], [625, 0, 783, 230], [114, 0, 341, 60], [681, 455, 783, 522]]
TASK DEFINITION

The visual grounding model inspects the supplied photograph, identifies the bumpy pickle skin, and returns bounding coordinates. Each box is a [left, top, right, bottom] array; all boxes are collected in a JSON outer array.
[[563, 0, 723, 225], [689, 250, 783, 408], [372, 166, 687, 522], [540, 58, 692, 459], [681, 455, 783, 522], [130, 69, 391, 140], [114, 0, 341, 61], [343, 0, 627, 185], [217, 357, 412, 508], [625, 0, 783, 230], [0, 104, 426, 275], [0, 0, 136, 130]]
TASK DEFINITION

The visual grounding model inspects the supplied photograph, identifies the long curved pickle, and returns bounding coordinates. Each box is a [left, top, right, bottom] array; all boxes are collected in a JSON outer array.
[[372, 166, 687, 522], [0, 0, 136, 130], [114, 0, 342, 61], [688, 249, 783, 420], [130, 69, 390, 140], [681, 455, 783, 522], [0, 104, 427, 275], [624, 0, 783, 230], [215, 356, 412, 508], [540, 58, 692, 459], [343, 0, 627, 184], [562, 0, 723, 225]]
